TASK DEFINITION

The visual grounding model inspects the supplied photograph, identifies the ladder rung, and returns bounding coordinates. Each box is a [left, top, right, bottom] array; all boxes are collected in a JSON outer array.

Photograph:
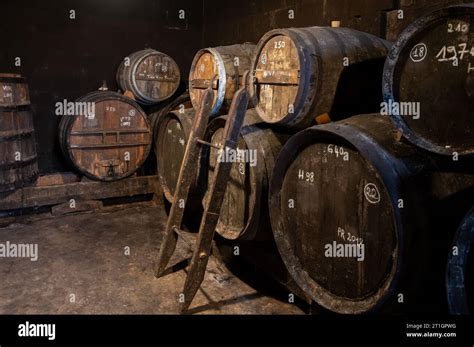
[[196, 139, 222, 150], [172, 226, 193, 250]]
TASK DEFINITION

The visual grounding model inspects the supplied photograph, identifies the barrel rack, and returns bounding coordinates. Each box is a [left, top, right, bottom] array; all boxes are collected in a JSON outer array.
[[0, 173, 161, 223]]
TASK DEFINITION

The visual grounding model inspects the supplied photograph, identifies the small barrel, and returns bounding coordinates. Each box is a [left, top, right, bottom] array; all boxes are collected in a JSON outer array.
[[202, 110, 286, 240], [447, 208, 474, 314], [58, 91, 152, 181], [383, 4, 474, 157], [268, 114, 461, 314], [155, 108, 195, 202], [189, 43, 256, 116], [117, 49, 181, 105], [249, 27, 390, 128], [0, 73, 38, 193]]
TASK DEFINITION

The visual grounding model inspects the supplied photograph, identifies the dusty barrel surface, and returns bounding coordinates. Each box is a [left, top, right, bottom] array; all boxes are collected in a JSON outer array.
[[447, 208, 474, 314], [149, 92, 192, 134], [249, 27, 390, 128], [117, 49, 181, 105], [0, 74, 38, 193], [58, 91, 151, 181], [189, 43, 256, 116], [155, 108, 195, 203], [268, 114, 448, 314], [202, 110, 286, 240], [383, 4, 474, 157]]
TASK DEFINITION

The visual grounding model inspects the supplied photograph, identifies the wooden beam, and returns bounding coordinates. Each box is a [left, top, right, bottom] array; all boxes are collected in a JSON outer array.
[[0, 175, 161, 211]]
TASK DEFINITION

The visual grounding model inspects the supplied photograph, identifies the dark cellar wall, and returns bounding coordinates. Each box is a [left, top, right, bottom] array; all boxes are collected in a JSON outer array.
[[201, 0, 471, 46], [202, 0, 395, 45], [0, 0, 471, 174], [0, 0, 204, 173]]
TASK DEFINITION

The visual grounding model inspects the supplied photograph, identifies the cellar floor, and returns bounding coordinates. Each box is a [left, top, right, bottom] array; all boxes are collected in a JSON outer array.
[[0, 205, 304, 315]]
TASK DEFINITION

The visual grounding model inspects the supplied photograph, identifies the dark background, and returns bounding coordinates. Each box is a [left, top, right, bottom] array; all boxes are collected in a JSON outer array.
[[0, 0, 470, 173]]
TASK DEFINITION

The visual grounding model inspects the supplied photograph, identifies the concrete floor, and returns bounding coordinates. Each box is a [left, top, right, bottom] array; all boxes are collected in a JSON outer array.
[[0, 205, 304, 315]]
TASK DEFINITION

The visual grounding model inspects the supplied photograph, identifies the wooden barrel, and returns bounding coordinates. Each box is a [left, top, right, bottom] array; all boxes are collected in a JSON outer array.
[[268, 114, 457, 314], [202, 110, 286, 240], [117, 49, 181, 105], [58, 91, 151, 181], [0, 74, 38, 193], [155, 108, 195, 202], [150, 92, 192, 135], [249, 27, 390, 129], [447, 207, 474, 314], [189, 43, 256, 116], [383, 4, 474, 157]]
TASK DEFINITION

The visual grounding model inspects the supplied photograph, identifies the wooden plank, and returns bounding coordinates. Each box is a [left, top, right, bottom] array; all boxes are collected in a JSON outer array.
[[190, 78, 219, 89], [0, 175, 161, 211], [51, 200, 103, 216], [35, 173, 80, 187], [254, 69, 300, 85]]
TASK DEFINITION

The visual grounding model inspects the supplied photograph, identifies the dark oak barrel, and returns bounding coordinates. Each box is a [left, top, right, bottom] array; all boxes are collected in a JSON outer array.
[[58, 91, 152, 181], [155, 108, 195, 203], [268, 114, 460, 314], [447, 207, 474, 314], [202, 109, 286, 240], [383, 4, 474, 157], [0, 74, 38, 193], [117, 49, 181, 105], [249, 27, 390, 128], [149, 92, 192, 135], [189, 43, 256, 116]]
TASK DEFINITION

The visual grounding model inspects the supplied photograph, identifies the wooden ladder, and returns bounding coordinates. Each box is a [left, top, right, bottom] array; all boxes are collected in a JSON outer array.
[[155, 73, 250, 313]]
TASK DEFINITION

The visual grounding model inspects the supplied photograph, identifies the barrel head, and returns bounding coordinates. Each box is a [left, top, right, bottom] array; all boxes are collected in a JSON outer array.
[[253, 34, 301, 124], [62, 92, 151, 181], [384, 5, 474, 156]]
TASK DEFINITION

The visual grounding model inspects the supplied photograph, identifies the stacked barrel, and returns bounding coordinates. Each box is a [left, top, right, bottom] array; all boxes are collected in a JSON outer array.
[[249, 27, 390, 128], [189, 43, 255, 116], [201, 110, 287, 241], [188, 28, 390, 245], [154, 44, 257, 208], [58, 49, 185, 181], [0, 74, 38, 194], [149, 4, 473, 314], [383, 4, 474, 157], [265, 4, 474, 314], [117, 49, 181, 106]]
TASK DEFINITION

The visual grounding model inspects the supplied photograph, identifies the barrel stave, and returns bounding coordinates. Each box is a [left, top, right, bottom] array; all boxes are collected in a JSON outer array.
[[203, 110, 286, 241], [0, 74, 38, 193], [155, 108, 195, 202]]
